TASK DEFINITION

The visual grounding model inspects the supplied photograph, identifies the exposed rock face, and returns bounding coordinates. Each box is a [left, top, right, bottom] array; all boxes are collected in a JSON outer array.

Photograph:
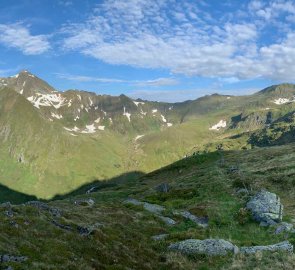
[[155, 183, 170, 193], [274, 222, 294, 234], [151, 234, 169, 241], [0, 254, 28, 263], [246, 190, 283, 225], [124, 198, 176, 226], [26, 201, 61, 217], [240, 241, 293, 254], [173, 210, 208, 228], [168, 239, 239, 256], [74, 198, 95, 207]]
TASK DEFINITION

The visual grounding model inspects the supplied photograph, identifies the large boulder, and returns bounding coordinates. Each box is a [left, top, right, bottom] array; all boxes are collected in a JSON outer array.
[[168, 239, 239, 256], [240, 241, 293, 254], [246, 190, 283, 225]]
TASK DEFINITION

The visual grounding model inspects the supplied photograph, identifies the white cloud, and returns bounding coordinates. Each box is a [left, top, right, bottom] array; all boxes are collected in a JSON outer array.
[[0, 23, 50, 55], [56, 73, 178, 86], [59, 0, 295, 81]]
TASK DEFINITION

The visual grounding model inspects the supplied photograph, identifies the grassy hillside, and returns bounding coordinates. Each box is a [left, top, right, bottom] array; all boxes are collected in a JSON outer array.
[[2, 143, 295, 269]]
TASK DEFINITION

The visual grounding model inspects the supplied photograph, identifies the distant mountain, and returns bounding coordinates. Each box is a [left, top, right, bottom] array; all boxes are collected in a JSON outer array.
[[1, 71, 295, 198]]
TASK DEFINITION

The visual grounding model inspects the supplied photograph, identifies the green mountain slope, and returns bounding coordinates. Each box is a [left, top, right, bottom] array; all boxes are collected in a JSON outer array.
[[2, 143, 295, 269], [2, 71, 295, 198]]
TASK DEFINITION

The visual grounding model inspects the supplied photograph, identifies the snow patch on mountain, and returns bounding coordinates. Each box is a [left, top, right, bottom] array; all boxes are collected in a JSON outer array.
[[27, 93, 66, 109], [273, 98, 293, 105], [167, 123, 173, 127], [152, 109, 158, 113], [82, 124, 96, 134], [209, 120, 227, 130], [98, 126, 105, 130], [133, 101, 145, 106], [123, 107, 131, 122], [135, 135, 144, 141], [94, 117, 100, 123], [51, 112, 63, 119], [161, 115, 167, 123]]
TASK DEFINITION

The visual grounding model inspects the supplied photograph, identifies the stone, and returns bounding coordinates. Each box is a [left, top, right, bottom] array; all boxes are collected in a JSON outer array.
[[169, 239, 239, 256], [240, 241, 293, 254], [155, 183, 170, 193], [274, 222, 294, 234], [86, 186, 98, 194], [51, 220, 72, 231], [173, 210, 208, 228], [124, 198, 165, 214], [159, 216, 176, 226], [152, 234, 169, 241], [26, 201, 61, 217], [124, 198, 175, 225], [74, 198, 95, 207], [246, 190, 283, 225], [77, 222, 103, 236], [0, 254, 27, 263]]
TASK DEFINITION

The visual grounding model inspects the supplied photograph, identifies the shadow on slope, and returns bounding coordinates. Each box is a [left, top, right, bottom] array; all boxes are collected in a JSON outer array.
[[0, 183, 38, 204], [51, 171, 145, 201]]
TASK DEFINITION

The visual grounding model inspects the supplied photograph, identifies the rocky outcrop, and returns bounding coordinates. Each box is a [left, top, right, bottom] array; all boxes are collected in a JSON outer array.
[[125, 198, 208, 227], [0, 254, 27, 263], [124, 198, 176, 226], [246, 190, 283, 226], [173, 210, 208, 228], [151, 234, 169, 241], [155, 183, 170, 193], [74, 198, 95, 207], [240, 241, 293, 254], [274, 222, 294, 234], [169, 239, 293, 256], [169, 239, 239, 256], [26, 201, 61, 217]]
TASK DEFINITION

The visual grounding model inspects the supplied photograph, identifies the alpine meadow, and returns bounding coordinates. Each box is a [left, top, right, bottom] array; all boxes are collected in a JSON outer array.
[[2, 1, 295, 269]]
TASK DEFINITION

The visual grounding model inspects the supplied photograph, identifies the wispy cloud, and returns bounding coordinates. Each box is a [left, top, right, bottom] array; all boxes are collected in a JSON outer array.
[[128, 87, 261, 103], [0, 23, 50, 55], [60, 0, 295, 81], [56, 73, 178, 86]]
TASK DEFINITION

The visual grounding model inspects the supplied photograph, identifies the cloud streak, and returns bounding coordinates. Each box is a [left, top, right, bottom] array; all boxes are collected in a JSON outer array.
[[0, 23, 50, 55], [56, 73, 178, 87], [60, 0, 295, 81]]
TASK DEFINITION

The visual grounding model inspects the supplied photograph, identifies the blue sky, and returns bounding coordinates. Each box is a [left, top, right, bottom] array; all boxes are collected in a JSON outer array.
[[0, 0, 295, 102]]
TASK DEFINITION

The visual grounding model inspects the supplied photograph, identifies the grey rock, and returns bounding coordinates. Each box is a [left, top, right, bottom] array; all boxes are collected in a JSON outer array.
[[240, 241, 293, 254], [246, 190, 283, 225], [74, 198, 95, 207], [275, 222, 294, 234], [77, 222, 103, 236], [169, 239, 239, 256], [173, 210, 208, 228], [124, 198, 165, 214], [51, 220, 72, 231], [158, 216, 176, 226], [143, 202, 165, 214], [86, 186, 98, 194], [26, 201, 61, 217], [124, 198, 175, 225], [155, 183, 170, 193], [152, 234, 169, 241], [0, 254, 27, 263]]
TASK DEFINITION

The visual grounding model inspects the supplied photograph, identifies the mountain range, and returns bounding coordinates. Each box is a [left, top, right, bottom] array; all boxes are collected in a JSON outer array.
[[1, 70, 295, 198]]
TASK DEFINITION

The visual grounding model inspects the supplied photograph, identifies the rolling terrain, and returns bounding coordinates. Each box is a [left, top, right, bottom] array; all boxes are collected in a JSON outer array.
[[1, 71, 295, 198]]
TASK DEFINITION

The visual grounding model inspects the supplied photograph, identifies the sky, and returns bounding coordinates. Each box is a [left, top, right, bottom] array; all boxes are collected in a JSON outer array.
[[1, 0, 295, 102]]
